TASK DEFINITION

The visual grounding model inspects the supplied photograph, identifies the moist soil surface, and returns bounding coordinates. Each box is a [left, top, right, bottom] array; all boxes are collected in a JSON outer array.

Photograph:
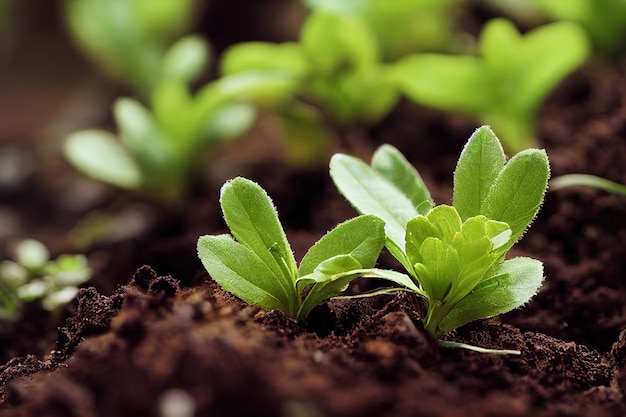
[[2, 3, 626, 417]]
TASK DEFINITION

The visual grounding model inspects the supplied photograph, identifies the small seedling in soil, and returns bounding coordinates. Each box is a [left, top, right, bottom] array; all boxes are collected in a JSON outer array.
[[197, 177, 412, 321], [0, 239, 92, 319], [389, 18, 589, 153], [330, 126, 549, 351]]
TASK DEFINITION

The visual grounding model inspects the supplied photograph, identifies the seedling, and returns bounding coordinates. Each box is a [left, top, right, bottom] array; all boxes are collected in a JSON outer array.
[[330, 126, 549, 349], [64, 0, 202, 95], [197, 177, 413, 321], [0, 240, 92, 319], [389, 18, 590, 153]]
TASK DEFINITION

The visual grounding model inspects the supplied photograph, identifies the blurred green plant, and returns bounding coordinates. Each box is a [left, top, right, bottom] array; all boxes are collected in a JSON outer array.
[[530, 0, 626, 55], [389, 18, 590, 153], [0, 240, 91, 319], [63, 63, 301, 202], [64, 0, 202, 95]]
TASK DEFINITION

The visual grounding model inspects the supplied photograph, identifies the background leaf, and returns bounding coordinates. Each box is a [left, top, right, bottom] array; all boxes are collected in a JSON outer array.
[[64, 130, 142, 189]]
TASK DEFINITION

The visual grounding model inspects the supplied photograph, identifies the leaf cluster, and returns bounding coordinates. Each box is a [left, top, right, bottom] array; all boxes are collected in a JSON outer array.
[[330, 126, 549, 338], [197, 177, 412, 321], [0, 240, 92, 319]]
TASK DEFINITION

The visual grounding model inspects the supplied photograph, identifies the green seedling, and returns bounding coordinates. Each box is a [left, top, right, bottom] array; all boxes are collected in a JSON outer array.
[[389, 18, 590, 153], [330, 126, 549, 349], [550, 174, 626, 196], [64, 0, 202, 95], [197, 177, 413, 321], [0, 240, 92, 319]]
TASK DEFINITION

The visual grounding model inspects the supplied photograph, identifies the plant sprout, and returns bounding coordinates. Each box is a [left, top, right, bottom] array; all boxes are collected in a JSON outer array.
[[0, 240, 92, 319], [197, 177, 412, 321], [330, 126, 549, 350]]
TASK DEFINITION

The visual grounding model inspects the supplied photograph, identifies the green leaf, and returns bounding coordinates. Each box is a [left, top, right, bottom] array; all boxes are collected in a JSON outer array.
[[221, 42, 308, 77], [160, 34, 210, 84], [389, 54, 493, 114], [371, 144, 433, 214], [453, 126, 506, 221], [64, 130, 142, 189], [330, 153, 421, 272], [197, 235, 290, 312], [481, 149, 550, 244], [298, 215, 385, 277], [437, 257, 544, 335], [219, 178, 298, 293], [202, 103, 257, 142]]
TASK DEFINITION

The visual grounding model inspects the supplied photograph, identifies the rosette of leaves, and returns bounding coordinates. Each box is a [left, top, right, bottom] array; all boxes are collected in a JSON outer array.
[[0, 240, 92, 319], [330, 126, 549, 344], [197, 177, 412, 321]]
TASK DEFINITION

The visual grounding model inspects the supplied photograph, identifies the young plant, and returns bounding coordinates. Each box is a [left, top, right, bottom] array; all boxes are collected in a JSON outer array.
[[0, 240, 92, 319], [330, 126, 549, 345], [197, 177, 413, 321], [64, 0, 202, 95], [389, 18, 590, 153]]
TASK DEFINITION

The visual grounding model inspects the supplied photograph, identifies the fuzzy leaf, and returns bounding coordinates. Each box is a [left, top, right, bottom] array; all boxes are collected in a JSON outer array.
[[481, 149, 550, 244], [453, 126, 506, 221], [221, 42, 308, 77], [219, 178, 298, 293], [298, 215, 385, 278], [437, 257, 544, 335], [160, 35, 210, 84], [197, 235, 291, 312]]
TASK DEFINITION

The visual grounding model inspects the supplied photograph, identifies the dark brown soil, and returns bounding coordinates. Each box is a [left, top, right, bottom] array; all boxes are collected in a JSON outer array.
[[2, 2, 626, 416]]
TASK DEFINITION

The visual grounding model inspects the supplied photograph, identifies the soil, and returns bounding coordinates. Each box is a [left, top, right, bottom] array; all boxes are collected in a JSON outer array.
[[2, 2, 626, 417]]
